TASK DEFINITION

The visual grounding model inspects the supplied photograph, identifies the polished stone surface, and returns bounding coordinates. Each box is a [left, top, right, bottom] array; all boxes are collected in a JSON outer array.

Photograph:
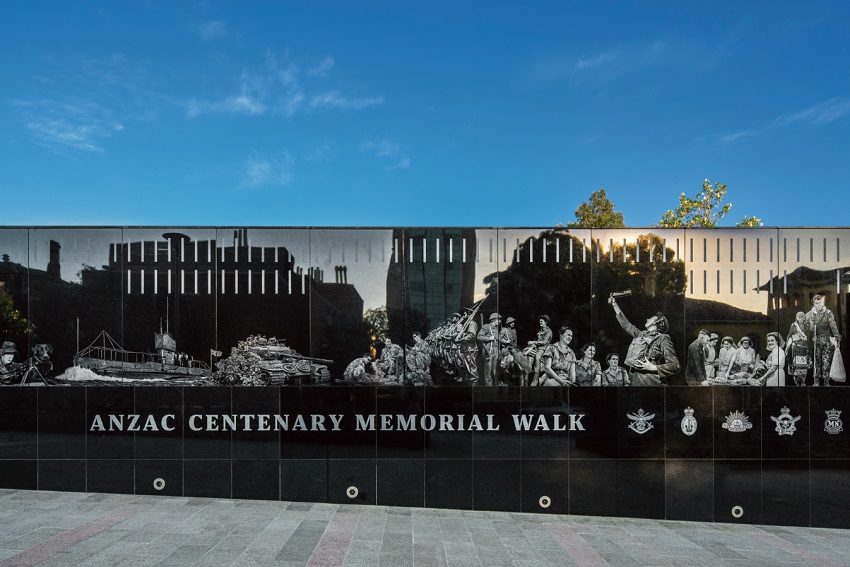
[[0, 490, 848, 566]]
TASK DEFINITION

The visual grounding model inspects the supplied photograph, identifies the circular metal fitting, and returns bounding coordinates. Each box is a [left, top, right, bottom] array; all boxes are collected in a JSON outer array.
[[346, 486, 359, 499], [538, 496, 551, 509], [731, 505, 744, 519], [153, 477, 166, 491]]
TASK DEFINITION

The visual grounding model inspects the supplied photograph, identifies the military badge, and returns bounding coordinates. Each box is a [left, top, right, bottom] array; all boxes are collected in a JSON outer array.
[[626, 408, 654, 435], [770, 406, 801, 436], [722, 410, 752, 433], [680, 407, 697, 436], [825, 409, 843, 435]]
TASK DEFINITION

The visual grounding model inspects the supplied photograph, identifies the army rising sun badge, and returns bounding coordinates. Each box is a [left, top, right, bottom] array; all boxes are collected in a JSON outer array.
[[722, 411, 752, 433]]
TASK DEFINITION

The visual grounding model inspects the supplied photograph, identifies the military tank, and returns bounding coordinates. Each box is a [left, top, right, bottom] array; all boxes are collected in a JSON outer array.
[[213, 335, 332, 386]]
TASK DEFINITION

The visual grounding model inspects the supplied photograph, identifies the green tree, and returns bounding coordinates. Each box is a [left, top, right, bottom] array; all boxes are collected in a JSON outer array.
[[0, 293, 32, 342], [736, 215, 763, 228], [569, 189, 625, 228], [364, 306, 389, 345], [658, 179, 763, 228]]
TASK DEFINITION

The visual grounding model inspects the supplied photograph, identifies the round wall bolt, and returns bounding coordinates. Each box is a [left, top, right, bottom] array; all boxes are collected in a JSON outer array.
[[731, 505, 743, 518], [538, 496, 551, 509], [153, 478, 166, 491], [346, 486, 359, 499]]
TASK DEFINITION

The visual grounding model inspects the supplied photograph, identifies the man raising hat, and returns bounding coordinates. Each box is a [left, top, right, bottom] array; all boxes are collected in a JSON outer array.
[[477, 313, 502, 386], [608, 297, 680, 385]]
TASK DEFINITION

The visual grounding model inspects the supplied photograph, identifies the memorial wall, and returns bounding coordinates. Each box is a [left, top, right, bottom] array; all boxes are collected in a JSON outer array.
[[1, 226, 849, 527]]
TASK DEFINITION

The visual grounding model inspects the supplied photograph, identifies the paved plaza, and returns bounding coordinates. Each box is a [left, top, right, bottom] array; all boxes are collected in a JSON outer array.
[[0, 490, 847, 566]]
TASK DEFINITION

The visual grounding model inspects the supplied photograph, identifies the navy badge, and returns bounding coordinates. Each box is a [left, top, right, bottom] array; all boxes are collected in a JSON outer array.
[[680, 407, 697, 436], [722, 411, 752, 433], [626, 409, 655, 435], [825, 409, 843, 435], [770, 406, 801, 436]]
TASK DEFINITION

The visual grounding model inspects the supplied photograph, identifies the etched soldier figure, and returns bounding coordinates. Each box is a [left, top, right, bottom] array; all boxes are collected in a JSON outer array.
[[524, 315, 553, 382], [478, 313, 502, 385], [704, 333, 719, 379], [0, 341, 23, 385], [405, 332, 432, 385], [608, 296, 679, 386], [601, 353, 630, 386], [455, 311, 480, 384], [378, 337, 404, 378], [500, 317, 518, 356], [539, 325, 576, 386], [806, 295, 841, 386], [685, 329, 709, 385], [573, 343, 602, 386], [343, 354, 372, 383]]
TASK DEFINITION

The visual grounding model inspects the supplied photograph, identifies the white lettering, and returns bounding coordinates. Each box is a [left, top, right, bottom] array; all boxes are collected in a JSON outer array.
[[486, 414, 500, 431], [356, 414, 375, 431], [128, 414, 141, 432], [552, 414, 567, 431], [468, 414, 483, 431], [275, 415, 289, 431], [258, 415, 270, 431], [90, 415, 106, 432], [311, 414, 326, 431], [222, 414, 237, 431], [161, 414, 175, 432], [329, 414, 343, 431], [534, 415, 550, 431], [512, 414, 534, 431], [189, 414, 203, 431], [142, 415, 158, 431], [421, 414, 436, 431], [206, 414, 219, 431], [570, 413, 586, 431], [439, 414, 454, 431], [292, 415, 307, 431], [396, 414, 415, 431], [108, 415, 123, 431]]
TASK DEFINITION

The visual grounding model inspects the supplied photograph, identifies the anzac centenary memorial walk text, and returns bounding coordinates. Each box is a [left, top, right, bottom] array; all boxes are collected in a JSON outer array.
[[88, 412, 587, 432]]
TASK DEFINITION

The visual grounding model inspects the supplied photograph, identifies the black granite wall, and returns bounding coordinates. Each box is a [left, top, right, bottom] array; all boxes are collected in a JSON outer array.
[[2, 227, 850, 527]]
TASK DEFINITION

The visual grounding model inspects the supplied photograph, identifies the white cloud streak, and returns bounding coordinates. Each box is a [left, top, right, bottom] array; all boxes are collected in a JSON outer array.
[[197, 20, 228, 40], [187, 54, 381, 119], [361, 139, 410, 170], [307, 56, 334, 77], [8, 55, 157, 154], [711, 97, 850, 148], [241, 150, 294, 188]]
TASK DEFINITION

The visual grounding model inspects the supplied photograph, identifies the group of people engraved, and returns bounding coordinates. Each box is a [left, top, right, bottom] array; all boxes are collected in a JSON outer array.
[[686, 294, 844, 387], [344, 293, 846, 387]]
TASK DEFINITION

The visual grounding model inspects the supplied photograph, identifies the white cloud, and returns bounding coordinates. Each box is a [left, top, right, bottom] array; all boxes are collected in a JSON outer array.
[[307, 56, 334, 77], [772, 97, 850, 128], [9, 54, 159, 154], [197, 20, 228, 40], [187, 54, 381, 119], [309, 91, 383, 111], [361, 139, 410, 170], [709, 97, 850, 148], [574, 50, 619, 72], [241, 151, 294, 188]]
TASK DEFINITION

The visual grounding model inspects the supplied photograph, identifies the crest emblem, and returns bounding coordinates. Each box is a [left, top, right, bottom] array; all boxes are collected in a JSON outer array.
[[680, 407, 697, 436], [722, 411, 752, 433], [626, 409, 655, 435], [770, 406, 801, 436], [825, 409, 843, 435]]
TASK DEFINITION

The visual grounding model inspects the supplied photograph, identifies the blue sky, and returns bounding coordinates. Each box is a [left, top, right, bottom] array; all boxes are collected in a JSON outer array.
[[1, 1, 849, 227]]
